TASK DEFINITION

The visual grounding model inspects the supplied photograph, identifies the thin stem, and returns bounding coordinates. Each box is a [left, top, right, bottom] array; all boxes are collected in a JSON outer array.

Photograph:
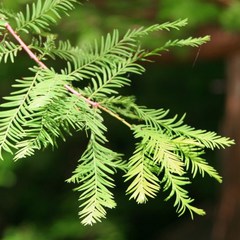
[[64, 84, 99, 107], [4, 22, 47, 69], [64, 85, 132, 128], [3, 20, 132, 129], [98, 104, 132, 129]]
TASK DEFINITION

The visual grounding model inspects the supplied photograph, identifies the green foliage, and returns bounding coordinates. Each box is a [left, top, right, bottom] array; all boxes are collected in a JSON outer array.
[[158, 0, 220, 28], [14, 0, 77, 34], [220, 2, 240, 32], [0, 0, 234, 225], [67, 132, 125, 225]]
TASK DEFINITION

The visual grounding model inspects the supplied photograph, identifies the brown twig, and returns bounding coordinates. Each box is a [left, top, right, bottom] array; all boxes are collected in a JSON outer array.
[[4, 22, 48, 69], [3, 20, 133, 129]]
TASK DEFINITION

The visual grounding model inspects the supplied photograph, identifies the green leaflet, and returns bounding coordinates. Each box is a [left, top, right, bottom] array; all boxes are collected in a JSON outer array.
[[15, 0, 77, 34], [0, 68, 41, 159], [125, 142, 161, 204], [0, 0, 234, 225], [0, 19, 6, 27], [67, 133, 125, 225], [0, 41, 22, 63], [125, 124, 223, 217]]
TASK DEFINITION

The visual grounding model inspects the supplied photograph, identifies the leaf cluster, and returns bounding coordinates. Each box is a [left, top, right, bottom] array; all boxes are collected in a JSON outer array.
[[0, 0, 234, 225]]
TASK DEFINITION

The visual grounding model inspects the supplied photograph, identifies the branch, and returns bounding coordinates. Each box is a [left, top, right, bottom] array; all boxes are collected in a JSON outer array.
[[64, 84, 99, 107], [3, 20, 133, 129], [98, 104, 133, 129], [4, 22, 47, 69], [64, 85, 132, 128]]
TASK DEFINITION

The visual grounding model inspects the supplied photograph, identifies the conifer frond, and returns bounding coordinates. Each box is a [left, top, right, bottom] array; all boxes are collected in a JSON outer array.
[[173, 124, 234, 149], [130, 105, 234, 149], [0, 68, 42, 159], [0, 7, 15, 20], [128, 125, 206, 216], [125, 143, 160, 203], [28, 69, 69, 110], [162, 171, 205, 217], [0, 67, 73, 160], [67, 133, 124, 225], [15, 0, 77, 34], [61, 23, 209, 83], [144, 36, 210, 58], [62, 29, 143, 81], [85, 59, 144, 99], [182, 145, 222, 182], [30, 34, 58, 61], [0, 1, 234, 225], [163, 36, 211, 49], [124, 19, 188, 39], [50, 39, 79, 61], [0, 41, 21, 63]]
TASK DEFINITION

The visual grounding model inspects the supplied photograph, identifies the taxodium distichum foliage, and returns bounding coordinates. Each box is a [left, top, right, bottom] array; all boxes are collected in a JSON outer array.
[[0, 0, 234, 225]]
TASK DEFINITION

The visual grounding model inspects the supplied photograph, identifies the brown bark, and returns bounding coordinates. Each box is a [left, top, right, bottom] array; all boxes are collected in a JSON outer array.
[[212, 52, 240, 240], [198, 28, 240, 60]]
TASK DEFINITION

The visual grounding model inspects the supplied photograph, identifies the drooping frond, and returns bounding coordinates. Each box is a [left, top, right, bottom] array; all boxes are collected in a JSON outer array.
[[128, 125, 206, 216], [162, 171, 205, 218], [67, 133, 125, 225], [0, 67, 42, 159], [125, 142, 160, 203], [0, 67, 74, 160], [181, 145, 222, 182], [99, 97, 229, 211]]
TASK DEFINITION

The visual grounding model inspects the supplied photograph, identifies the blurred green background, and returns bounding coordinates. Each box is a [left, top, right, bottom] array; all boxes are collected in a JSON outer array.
[[0, 0, 239, 239]]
